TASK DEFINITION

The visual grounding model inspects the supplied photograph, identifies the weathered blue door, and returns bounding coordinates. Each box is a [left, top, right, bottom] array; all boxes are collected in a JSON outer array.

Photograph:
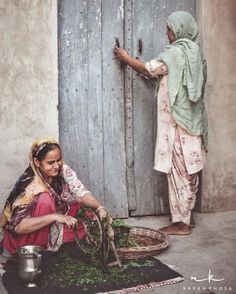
[[58, 0, 195, 218]]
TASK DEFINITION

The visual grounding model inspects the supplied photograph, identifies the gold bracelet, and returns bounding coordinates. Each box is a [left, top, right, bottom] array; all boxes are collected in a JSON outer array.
[[96, 206, 106, 213]]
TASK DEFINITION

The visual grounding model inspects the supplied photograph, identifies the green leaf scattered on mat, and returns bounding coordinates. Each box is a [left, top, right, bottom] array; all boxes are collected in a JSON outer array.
[[41, 252, 147, 288], [127, 260, 154, 268]]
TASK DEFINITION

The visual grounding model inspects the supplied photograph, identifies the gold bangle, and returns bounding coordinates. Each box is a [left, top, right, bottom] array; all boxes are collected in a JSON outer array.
[[96, 206, 106, 213]]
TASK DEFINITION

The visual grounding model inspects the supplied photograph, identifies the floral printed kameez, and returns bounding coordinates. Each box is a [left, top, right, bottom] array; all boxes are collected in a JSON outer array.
[[145, 60, 206, 225]]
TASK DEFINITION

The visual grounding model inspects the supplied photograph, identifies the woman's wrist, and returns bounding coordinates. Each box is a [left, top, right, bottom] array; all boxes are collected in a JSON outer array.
[[96, 206, 106, 213]]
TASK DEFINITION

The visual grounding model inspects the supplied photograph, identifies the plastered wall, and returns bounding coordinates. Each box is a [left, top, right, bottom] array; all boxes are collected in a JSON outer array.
[[197, 0, 236, 211], [0, 0, 58, 209]]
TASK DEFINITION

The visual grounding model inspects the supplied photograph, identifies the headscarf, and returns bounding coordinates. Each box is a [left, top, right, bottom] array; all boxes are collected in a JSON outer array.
[[158, 11, 208, 147], [167, 11, 199, 43], [0, 137, 68, 232]]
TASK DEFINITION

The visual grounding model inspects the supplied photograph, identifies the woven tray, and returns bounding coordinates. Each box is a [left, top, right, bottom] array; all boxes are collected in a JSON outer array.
[[115, 226, 169, 260]]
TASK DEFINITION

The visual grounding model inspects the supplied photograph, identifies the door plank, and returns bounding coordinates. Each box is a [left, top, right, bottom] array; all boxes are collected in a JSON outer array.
[[131, 0, 156, 215], [87, 0, 104, 201], [102, 0, 128, 217], [58, 0, 90, 187]]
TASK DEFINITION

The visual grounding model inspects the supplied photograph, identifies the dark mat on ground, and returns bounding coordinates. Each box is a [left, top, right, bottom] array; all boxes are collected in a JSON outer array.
[[2, 242, 183, 294]]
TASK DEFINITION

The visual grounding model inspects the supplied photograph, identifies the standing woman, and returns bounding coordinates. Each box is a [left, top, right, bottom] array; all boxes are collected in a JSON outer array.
[[114, 11, 208, 235], [0, 137, 107, 257]]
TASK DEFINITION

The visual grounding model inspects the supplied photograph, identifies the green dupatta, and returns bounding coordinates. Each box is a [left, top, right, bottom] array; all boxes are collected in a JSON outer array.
[[158, 11, 208, 147]]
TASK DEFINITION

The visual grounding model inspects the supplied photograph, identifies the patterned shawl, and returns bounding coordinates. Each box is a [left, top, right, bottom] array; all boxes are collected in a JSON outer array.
[[0, 138, 67, 233]]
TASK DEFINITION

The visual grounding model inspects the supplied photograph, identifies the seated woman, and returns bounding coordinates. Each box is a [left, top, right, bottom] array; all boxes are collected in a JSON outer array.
[[0, 137, 107, 258]]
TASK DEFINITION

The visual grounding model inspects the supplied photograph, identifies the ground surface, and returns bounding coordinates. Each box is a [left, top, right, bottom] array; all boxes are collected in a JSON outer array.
[[1, 211, 235, 294]]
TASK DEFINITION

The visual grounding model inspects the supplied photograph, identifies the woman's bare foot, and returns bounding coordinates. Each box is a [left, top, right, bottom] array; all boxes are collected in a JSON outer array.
[[159, 222, 191, 235]]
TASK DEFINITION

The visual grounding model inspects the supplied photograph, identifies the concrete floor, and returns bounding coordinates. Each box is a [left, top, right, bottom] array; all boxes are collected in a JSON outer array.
[[0, 210, 235, 294], [124, 211, 236, 294]]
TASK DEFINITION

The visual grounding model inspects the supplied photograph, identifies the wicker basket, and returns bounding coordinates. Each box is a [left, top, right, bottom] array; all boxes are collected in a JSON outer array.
[[115, 226, 169, 260]]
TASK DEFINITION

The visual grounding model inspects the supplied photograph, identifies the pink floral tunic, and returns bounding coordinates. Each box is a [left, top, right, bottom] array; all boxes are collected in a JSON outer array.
[[145, 59, 206, 175], [61, 163, 90, 202], [47, 163, 90, 251]]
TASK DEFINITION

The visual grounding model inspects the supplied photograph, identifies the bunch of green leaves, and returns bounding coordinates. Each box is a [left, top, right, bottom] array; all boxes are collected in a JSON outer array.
[[115, 234, 141, 248], [112, 218, 131, 228], [112, 219, 142, 248]]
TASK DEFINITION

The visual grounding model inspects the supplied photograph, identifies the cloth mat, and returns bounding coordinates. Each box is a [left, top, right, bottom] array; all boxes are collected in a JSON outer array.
[[2, 242, 183, 294]]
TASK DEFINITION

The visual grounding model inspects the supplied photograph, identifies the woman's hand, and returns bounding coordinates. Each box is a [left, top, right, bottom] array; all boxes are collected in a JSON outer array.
[[81, 193, 111, 221], [54, 214, 77, 228], [96, 206, 107, 220], [16, 213, 77, 234], [97, 207, 107, 220], [114, 46, 151, 77], [114, 47, 130, 63]]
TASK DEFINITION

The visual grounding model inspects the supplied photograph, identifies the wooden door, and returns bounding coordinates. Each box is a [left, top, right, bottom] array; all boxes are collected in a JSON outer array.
[[58, 0, 196, 218]]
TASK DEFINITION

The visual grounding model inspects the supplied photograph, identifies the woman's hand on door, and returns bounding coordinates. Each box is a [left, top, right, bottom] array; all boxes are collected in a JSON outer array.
[[114, 46, 151, 78], [114, 47, 130, 63]]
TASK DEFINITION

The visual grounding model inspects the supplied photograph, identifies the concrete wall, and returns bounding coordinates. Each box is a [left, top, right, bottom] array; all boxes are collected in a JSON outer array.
[[0, 0, 58, 209], [197, 0, 236, 211]]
